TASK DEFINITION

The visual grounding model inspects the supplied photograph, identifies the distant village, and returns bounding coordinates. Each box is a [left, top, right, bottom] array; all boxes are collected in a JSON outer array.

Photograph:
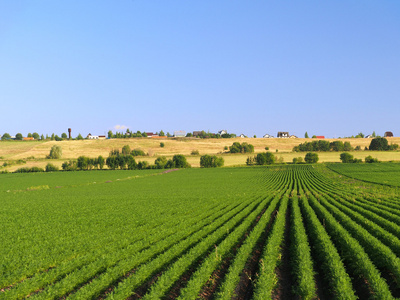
[[0, 128, 395, 141]]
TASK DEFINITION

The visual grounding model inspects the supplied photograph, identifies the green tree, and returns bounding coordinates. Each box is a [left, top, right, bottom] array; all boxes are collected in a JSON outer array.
[[365, 155, 379, 163], [343, 141, 353, 151], [173, 154, 190, 168], [159, 130, 165, 137], [48, 145, 62, 159], [160, 142, 165, 148], [372, 131, 376, 137], [51, 133, 55, 140], [27, 133, 32, 137], [76, 133, 84, 140], [77, 156, 90, 170], [126, 155, 137, 170], [305, 132, 309, 138], [256, 152, 276, 165], [61, 133, 68, 139], [32, 132, 40, 140], [369, 137, 389, 151], [122, 145, 131, 155], [1, 133, 11, 140], [15, 133, 23, 140], [108, 130, 113, 139], [340, 152, 354, 163], [305, 152, 319, 163], [45, 163, 59, 172], [200, 155, 224, 168], [40, 134, 45, 140], [97, 155, 105, 169], [155, 156, 167, 169]]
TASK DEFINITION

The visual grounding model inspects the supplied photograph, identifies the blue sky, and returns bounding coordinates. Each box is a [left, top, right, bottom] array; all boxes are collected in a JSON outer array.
[[0, 1, 399, 138]]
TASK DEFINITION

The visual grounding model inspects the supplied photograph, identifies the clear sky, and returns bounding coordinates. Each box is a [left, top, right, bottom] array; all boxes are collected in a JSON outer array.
[[1, 1, 399, 138]]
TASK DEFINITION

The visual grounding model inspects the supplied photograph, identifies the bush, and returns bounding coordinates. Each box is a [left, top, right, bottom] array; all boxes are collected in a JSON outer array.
[[131, 149, 146, 156], [369, 137, 389, 151], [229, 142, 254, 154], [137, 161, 149, 169], [122, 145, 131, 155], [154, 156, 167, 169], [340, 153, 354, 163], [246, 156, 256, 166], [305, 152, 319, 164], [45, 163, 59, 172], [292, 157, 303, 164], [365, 155, 379, 163], [172, 154, 190, 168], [191, 150, 200, 155], [48, 145, 62, 159], [265, 146, 269, 150], [160, 142, 165, 148], [200, 155, 224, 168], [256, 152, 276, 165], [62, 160, 77, 171], [15, 167, 44, 173]]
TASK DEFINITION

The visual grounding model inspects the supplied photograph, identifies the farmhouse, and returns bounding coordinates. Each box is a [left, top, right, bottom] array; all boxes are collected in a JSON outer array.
[[277, 132, 289, 138], [193, 131, 203, 137], [174, 130, 186, 137], [290, 135, 298, 138], [87, 134, 99, 139], [146, 132, 159, 138], [384, 131, 394, 137], [365, 135, 373, 138], [239, 134, 246, 138], [263, 134, 274, 138], [218, 130, 227, 135]]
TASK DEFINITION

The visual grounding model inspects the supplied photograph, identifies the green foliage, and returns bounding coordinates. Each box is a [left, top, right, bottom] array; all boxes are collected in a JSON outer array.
[[265, 146, 269, 150], [122, 145, 131, 155], [304, 152, 319, 163], [160, 142, 165, 148], [137, 161, 149, 170], [159, 130, 165, 137], [48, 145, 62, 159], [32, 132, 40, 140], [15, 133, 23, 140], [61, 133, 68, 139], [304, 132, 309, 138], [191, 150, 199, 155], [76, 133, 84, 140], [15, 167, 44, 173], [292, 157, 303, 164], [131, 149, 146, 156], [256, 152, 276, 165], [200, 155, 224, 168], [45, 163, 59, 172], [172, 154, 190, 168], [154, 156, 167, 169], [61, 160, 77, 171], [229, 142, 254, 154], [369, 137, 390, 151], [1, 133, 11, 140], [340, 152, 354, 163], [97, 155, 105, 170], [365, 156, 379, 163]]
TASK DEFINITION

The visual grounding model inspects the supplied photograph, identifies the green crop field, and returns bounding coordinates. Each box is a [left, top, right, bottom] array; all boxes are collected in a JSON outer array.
[[327, 162, 400, 187], [1, 165, 400, 299]]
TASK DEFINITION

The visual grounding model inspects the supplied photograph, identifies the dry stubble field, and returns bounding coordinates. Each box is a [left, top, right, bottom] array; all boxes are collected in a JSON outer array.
[[1, 137, 400, 171]]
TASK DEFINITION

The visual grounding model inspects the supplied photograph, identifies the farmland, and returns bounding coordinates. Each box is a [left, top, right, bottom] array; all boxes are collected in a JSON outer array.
[[1, 137, 400, 171], [1, 165, 400, 299], [328, 162, 400, 187]]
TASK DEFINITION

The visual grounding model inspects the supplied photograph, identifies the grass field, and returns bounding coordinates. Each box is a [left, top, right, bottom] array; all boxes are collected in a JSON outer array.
[[1, 165, 400, 299], [1, 137, 400, 171]]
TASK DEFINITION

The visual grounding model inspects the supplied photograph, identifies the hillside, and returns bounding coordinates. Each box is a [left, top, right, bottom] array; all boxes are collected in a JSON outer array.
[[1, 137, 400, 171]]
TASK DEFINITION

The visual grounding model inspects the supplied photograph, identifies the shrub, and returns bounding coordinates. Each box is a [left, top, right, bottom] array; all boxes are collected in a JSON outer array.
[[160, 142, 165, 148], [200, 155, 224, 168], [48, 145, 62, 159], [340, 153, 354, 163], [191, 150, 200, 155], [173, 154, 190, 168], [15, 167, 44, 173], [229, 142, 254, 154], [126, 155, 137, 170], [369, 137, 389, 151], [355, 145, 362, 151], [305, 152, 319, 164], [265, 146, 269, 150], [365, 155, 379, 163], [137, 161, 149, 169], [155, 156, 167, 169], [122, 145, 131, 155], [246, 156, 256, 166], [62, 160, 77, 171], [293, 157, 303, 164], [256, 152, 276, 165], [45, 163, 59, 172], [131, 149, 146, 156], [97, 156, 105, 169]]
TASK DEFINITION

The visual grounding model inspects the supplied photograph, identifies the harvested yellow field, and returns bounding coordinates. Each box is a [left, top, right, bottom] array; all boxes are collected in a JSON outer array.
[[1, 137, 400, 171]]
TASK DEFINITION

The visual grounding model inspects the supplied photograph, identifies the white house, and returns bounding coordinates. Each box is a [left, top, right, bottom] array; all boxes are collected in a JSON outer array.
[[87, 133, 99, 139], [263, 134, 273, 138], [239, 134, 246, 138], [218, 130, 227, 135]]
